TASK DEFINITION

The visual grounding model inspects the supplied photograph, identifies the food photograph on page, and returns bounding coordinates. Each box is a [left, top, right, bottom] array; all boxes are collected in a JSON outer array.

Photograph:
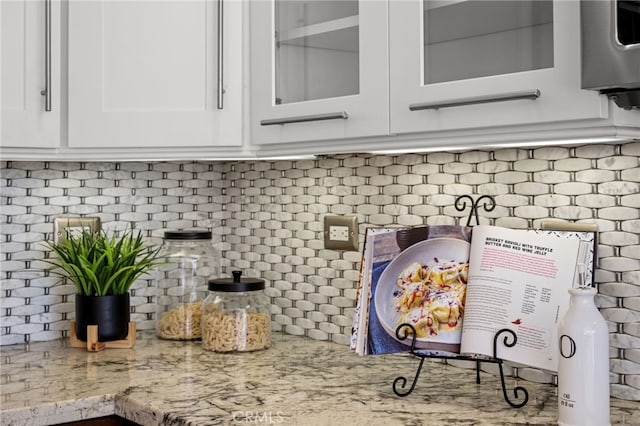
[[367, 225, 472, 356]]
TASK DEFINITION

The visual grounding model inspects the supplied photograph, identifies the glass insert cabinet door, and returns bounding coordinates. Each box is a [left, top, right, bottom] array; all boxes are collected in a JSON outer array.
[[389, 0, 604, 135], [275, 1, 360, 105], [250, 0, 389, 145], [422, 0, 554, 85]]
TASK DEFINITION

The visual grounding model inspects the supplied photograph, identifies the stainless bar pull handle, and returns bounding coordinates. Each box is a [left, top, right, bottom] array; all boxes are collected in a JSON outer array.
[[216, 0, 224, 110], [409, 89, 541, 111], [260, 112, 348, 126], [40, 0, 52, 111]]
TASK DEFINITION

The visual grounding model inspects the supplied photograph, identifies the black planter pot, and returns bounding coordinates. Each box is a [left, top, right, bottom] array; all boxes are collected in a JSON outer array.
[[75, 294, 130, 342]]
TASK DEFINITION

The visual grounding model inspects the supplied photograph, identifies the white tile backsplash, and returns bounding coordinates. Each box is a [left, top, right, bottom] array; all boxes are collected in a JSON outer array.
[[2, 144, 640, 400]]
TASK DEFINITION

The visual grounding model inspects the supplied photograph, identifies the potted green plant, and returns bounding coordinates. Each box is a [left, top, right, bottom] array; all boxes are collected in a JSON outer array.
[[45, 228, 162, 342]]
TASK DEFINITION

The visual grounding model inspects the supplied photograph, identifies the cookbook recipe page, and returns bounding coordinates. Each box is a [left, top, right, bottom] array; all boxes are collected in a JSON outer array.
[[460, 225, 581, 371]]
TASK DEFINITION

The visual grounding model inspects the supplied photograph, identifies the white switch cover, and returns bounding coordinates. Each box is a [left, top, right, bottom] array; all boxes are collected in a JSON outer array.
[[54, 216, 101, 245]]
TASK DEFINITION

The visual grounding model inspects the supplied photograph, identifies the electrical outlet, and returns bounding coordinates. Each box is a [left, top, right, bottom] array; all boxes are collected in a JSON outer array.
[[324, 215, 358, 251], [54, 216, 101, 245], [329, 225, 350, 242]]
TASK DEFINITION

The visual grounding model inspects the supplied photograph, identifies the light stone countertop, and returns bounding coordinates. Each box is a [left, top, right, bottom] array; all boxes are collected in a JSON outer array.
[[1, 332, 637, 426]]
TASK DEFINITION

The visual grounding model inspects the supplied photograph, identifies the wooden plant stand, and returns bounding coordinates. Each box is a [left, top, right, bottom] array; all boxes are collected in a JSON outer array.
[[69, 321, 136, 352]]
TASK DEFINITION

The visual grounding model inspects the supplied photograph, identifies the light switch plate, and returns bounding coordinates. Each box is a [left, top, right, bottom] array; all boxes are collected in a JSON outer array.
[[324, 215, 358, 251], [54, 216, 101, 245]]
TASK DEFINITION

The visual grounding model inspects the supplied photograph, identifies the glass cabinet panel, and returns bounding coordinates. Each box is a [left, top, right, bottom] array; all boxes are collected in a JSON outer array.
[[618, 0, 640, 46], [423, 0, 554, 85], [274, 1, 359, 105], [251, 0, 388, 145]]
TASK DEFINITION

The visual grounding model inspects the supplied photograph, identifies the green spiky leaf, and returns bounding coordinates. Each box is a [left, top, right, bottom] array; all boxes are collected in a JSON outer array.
[[44, 227, 163, 296]]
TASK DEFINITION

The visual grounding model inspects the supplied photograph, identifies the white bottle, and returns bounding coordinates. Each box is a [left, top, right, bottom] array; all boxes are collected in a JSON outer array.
[[557, 286, 610, 426]]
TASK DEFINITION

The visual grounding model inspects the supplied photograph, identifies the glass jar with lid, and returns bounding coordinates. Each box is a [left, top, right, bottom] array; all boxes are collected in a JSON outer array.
[[155, 230, 220, 340], [202, 270, 271, 352]]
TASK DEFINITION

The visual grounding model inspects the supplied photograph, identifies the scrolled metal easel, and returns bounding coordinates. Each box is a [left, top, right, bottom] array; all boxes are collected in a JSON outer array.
[[493, 329, 529, 408], [391, 195, 529, 408], [392, 324, 529, 408], [455, 194, 496, 226]]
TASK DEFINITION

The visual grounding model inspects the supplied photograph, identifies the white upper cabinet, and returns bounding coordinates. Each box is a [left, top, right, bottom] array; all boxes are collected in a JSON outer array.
[[250, 0, 389, 145], [68, 0, 243, 149], [389, 0, 605, 135], [1, 0, 61, 148]]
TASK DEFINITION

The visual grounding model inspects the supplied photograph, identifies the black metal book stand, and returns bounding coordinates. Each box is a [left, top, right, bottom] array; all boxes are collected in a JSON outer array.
[[392, 195, 529, 408]]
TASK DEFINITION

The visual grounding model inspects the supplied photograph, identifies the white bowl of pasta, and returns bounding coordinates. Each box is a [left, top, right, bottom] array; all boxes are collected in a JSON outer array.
[[374, 237, 470, 349]]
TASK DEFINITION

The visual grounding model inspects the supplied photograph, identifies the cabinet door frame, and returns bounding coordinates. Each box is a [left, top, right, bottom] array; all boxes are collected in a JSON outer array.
[[250, 0, 389, 145], [389, 0, 606, 135], [1, 0, 61, 148], [67, 0, 243, 149]]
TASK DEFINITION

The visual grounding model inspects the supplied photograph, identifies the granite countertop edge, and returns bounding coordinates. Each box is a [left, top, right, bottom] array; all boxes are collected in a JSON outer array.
[[2, 394, 117, 426], [1, 332, 638, 426]]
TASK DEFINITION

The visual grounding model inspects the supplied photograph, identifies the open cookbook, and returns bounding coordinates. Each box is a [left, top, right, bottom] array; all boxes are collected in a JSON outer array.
[[351, 224, 596, 372]]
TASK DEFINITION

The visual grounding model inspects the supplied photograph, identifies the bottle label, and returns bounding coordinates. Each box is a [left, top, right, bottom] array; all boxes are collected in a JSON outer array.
[[559, 392, 575, 409]]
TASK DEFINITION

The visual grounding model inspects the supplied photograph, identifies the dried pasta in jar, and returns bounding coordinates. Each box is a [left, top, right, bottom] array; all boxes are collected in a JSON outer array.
[[202, 310, 271, 352], [157, 302, 202, 340], [202, 270, 272, 352], [155, 230, 220, 341]]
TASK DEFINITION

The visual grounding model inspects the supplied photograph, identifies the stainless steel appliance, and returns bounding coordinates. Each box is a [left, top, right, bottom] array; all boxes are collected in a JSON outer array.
[[582, 0, 640, 109]]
